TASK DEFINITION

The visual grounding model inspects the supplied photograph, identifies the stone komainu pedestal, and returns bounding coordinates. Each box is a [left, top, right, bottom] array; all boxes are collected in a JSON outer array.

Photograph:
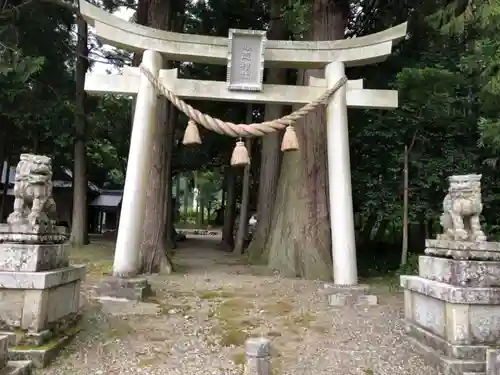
[[0, 225, 85, 368], [0, 154, 86, 368], [401, 239, 500, 375], [0, 335, 31, 375]]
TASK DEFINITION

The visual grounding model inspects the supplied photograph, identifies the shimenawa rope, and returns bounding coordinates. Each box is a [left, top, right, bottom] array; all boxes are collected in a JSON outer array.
[[139, 65, 348, 138]]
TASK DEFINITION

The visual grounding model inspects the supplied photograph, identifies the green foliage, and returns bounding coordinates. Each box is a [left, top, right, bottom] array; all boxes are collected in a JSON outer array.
[[396, 253, 419, 277], [428, 0, 500, 152], [4, 0, 500, 276], [178, 208, 198, 224], [281, 0, 311, 36], [197, 169, 223, 204]]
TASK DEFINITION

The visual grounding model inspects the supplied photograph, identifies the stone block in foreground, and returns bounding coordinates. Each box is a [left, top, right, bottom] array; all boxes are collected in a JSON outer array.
[[94, 276, 152, 301], [401, 248, 500, 375], [0, 266, 85, 368], [0, 335, 32, 375], [322, 284, 379, 307]]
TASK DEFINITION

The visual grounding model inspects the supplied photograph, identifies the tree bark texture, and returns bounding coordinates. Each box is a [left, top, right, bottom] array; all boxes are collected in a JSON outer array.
[[163, 1, 185, 249], [70, 14, 89, 247], [246, 0, 287, 262], [0, 129, 6, 203], [221, 167, 237, 250], [234, 105, 253, 255], [265, 0, 348, 280], [138, 0, 175, 274], [183, 172, 189, 219], [163, 104, 177, 249], [0, 154, 10, 221], [131, 0, 149, 67], [175, 174, 181, 209]]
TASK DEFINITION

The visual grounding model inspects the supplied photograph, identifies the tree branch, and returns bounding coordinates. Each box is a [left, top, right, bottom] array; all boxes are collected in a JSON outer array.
[[40, 0, 78, 12]]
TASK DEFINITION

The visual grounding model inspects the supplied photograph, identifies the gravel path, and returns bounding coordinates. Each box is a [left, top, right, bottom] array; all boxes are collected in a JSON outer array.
[[36, 236, 440, 375]]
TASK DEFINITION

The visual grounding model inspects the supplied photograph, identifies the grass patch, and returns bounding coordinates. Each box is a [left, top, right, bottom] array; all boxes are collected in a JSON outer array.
[[210, 298, 256, 347], [216, 299, 253, 319], [162, 290, 196, 298], [138, 356, 160, 367], [103, 321, 134, 340], [231, 350, 246, 366], [220, 329, 248, 347], [198, 289, 236, 299], [69, 243, 114, 278], [291, 312, 316, 327], [282, 311, 316, 335], [267, 331, 282, 337], [172, 263, 190, 274], [145, 296, 191, 315], [213, 257, 249, 266], [262, 300, 294, 316], [271, 356, 283, 375], [362, 275, 401, 293], [310, 324, 329, 334]]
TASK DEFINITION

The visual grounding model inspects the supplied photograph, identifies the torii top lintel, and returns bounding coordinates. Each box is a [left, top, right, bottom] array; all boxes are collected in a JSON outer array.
[[80, 0, 407, 69]]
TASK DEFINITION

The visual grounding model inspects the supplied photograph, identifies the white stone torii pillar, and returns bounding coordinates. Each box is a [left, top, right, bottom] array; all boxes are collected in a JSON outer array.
[[326, 61, 357, 285], [112, 50, 163, 277], [81, 0, 407, 285]]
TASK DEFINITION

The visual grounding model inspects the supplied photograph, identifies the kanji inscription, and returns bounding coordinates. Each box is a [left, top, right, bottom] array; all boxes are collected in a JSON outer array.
[[227, 29, 266, 92]]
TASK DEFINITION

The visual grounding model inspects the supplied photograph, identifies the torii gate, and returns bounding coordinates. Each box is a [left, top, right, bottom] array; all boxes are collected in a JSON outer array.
[[81, 0, 407, 286]]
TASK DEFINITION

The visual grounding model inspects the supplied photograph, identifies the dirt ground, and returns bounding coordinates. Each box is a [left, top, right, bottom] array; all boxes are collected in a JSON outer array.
[[35, 235, 440, 375]]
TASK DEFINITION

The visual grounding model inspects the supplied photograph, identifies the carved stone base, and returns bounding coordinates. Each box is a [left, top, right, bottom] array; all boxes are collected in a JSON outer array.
[[0, 225, 68, 245], [0, 266, 84, 369], [425, 239, 500, 261], [94, 277, 152, 301], [5, 326, 80, 369], [419, 255, 500, 287], [401, 275, 500, 374], [0, 266, 85, 333], [0, 243, 69, 272], [0, 335, 32, 375]]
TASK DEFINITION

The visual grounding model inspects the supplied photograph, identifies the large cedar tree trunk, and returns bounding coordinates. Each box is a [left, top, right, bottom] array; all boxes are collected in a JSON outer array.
[[183, 172, 189, 219], [70, 14, 89, 247], [164, 105, 178, 249], [265, 0, 349, 280], [0, 154, 10, 221], [138, 0, 176, 274], [234, 127, 253, 254], [164, 1, 186, 249], [0, 129, 6, 202], [221, 167, 237, 250], [246, 0, 287, 262]]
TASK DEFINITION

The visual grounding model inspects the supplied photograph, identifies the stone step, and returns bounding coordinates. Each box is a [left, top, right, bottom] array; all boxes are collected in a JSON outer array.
[[0, 362, 32, 375], [0, 335, 8, 369], [406, 336, 485, 375], [0, 335, 32, 375]]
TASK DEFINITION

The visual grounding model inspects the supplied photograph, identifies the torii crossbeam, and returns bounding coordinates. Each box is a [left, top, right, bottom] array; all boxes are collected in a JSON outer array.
[[86, 67, 398, 109]]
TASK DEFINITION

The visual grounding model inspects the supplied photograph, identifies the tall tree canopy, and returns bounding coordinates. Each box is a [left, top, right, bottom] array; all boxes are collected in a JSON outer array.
[[2, 0, 500, 278]]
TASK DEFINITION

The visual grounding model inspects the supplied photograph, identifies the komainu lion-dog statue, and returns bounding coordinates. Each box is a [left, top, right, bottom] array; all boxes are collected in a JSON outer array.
[[7, 154, 57, 229], [438, 174, 487, 242]]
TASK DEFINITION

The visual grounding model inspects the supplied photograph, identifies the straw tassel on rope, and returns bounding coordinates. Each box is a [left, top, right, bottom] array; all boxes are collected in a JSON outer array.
[[281, 125, 299, 151], [231, 138, 250, 167], [182, 119, 202, 145]]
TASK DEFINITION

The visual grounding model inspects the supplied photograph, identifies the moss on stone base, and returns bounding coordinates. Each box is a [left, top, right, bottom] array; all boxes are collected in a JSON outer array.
[[11, 327, 81, 351], [8, 326, 82, 368]]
